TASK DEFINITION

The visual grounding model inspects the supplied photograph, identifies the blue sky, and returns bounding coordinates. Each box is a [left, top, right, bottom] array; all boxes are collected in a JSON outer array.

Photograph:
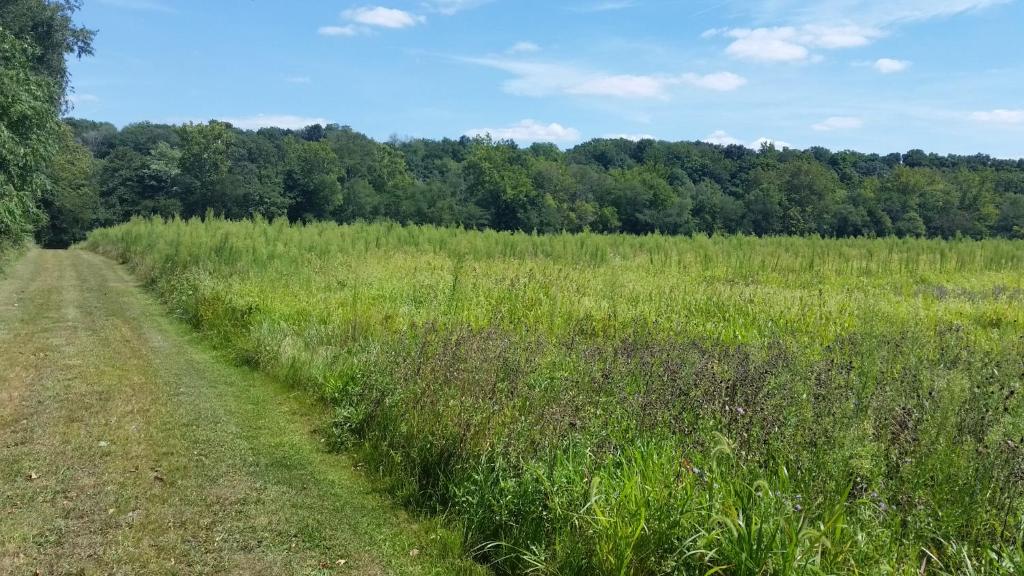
[[68, 0, 1024, 158]]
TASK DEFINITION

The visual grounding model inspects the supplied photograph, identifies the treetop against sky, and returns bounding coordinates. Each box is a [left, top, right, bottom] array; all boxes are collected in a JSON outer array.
[[68, 0, 1023, 158]]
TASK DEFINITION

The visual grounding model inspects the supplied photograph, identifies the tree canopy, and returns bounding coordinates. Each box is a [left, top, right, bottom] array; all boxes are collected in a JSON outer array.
[[40, 118, 1024, 247]]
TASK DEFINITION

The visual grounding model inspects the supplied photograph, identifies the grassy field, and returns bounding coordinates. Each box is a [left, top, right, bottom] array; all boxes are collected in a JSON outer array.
[[83, 218, 1024, 575], [0, 249, 483, 575]]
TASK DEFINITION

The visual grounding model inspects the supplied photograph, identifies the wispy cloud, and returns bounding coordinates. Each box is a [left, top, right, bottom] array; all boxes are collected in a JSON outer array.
[[567, 74, 674, 99], [424, 0, 492, 14], [706, 1, 1008, 62], [708, 25, 882, 62], [508, 41, 541, 54], [970, 109, 1024, 124], [873, 58, 911, 73], [319, 25, 361, 37], [286, 76, 312, 84], [462, 56, 746, 100], [812, 116, 864, 131], [221, 114, 331, 130], [465, 119, 582, 144], [462, 58, 582, 97], [681, 72, 747, 91], [778, 0, 1010, 27]]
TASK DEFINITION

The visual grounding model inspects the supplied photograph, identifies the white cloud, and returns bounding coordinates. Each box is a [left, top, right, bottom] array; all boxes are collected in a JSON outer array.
[[721, 25, 881, 62], [342, 6, 425, 28], [463, 56, 746, 100], [713, 1, 1006, 62], [604, 133, 657, 141], [970, 109, 1024, 124], [704, 130, 742, 146], [680, 72, 748, 91], [319, 25, 361, 37], [812, 116, 865, 131], [567, 74, 671, 99], [508, 41, 541, 54], [461, 58, 583, 97], [703, 130, 793, 149], [465, 119, 582, 144], [286, 76, 312, 84], [874, 58, 911, 73], [221, 115, 331, 130], [320, 6, 425, 36], [802, 24, 880, 48], [724, 28, 809, 62]]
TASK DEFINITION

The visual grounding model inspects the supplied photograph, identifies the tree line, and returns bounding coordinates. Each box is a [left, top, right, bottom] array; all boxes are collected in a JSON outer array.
[[41, 118, 1024, 247]]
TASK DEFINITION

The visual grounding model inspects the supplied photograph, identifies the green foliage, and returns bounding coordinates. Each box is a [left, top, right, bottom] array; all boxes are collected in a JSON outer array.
[[463, 136, 538, 230], [177, 121, 234, 216], [62, 117, 115, 155], [996, 194, 1024, 239], [0, 28, 58, 250], [35, 123, 100, 247], [0, 0, 94, 110], [777, 159, 841, 235], [605, 166, 694, 234], [0, 0, 91, 248], [85, 219, 1024, 575], [283, 136, 342, 221], [60, 119, 1024, 242]]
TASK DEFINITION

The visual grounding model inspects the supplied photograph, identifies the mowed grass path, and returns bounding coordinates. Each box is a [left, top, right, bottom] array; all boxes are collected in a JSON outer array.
[[0, 250, 483, 575]]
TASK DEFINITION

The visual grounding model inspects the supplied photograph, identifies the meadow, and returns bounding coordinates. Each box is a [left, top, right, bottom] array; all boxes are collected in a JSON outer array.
[[83, 218, 1024, 575]]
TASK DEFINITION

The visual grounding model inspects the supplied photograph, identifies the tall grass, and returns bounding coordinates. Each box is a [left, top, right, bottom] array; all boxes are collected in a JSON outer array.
[[84, 218, 1024, 574]]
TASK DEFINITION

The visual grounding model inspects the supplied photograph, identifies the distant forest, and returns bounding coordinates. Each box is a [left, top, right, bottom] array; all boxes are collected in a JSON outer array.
[[38, 118, 1024, 247]]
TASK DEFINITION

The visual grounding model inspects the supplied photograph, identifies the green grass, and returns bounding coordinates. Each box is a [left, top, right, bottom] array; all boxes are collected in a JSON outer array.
[[0, 240, 26, 274], [83, 217, 1024, 574], [0, 249, 485, 574]]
